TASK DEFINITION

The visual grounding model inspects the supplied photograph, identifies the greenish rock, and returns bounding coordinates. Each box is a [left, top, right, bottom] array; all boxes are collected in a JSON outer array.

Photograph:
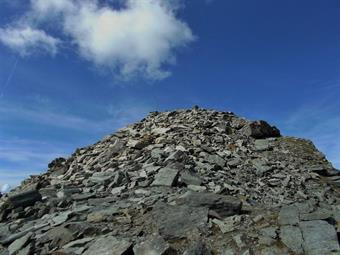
[[299, 220, 340, 255], [83, 236, 132, 255], [280, 225, 303, 254]]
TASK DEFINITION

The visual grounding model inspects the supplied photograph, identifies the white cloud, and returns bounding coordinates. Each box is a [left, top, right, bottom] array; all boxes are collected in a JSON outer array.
[[0, 26, 59, 56], [0, 0, 195, 80], [0, 184, 11, 193]]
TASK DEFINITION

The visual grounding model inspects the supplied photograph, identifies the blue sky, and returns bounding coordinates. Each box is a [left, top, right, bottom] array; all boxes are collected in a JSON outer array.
[[0, 0, 340, 188]]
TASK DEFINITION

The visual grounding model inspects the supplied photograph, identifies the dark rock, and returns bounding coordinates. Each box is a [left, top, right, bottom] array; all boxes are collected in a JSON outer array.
[[176, 191, 242, 217], [8, 190, 42, 209], [151, 202, 208, 240], [241, 120, 280, 139]]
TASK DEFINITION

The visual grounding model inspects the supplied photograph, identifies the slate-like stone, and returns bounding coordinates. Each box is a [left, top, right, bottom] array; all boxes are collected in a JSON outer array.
[[179, 171, 202, 186], [151, 202, 208, 240], [83, 236, 132, 255], [151, 167, 179, 187], [280, 225, 303, 254], [8, 190, 42, 209], [183, 241, 212, 255], [278, 205, 299, 225], [176, 191, 242, 217], [133, 235, 176, 255], [8, 232, 32, 255], [299, 220, 340, 255]]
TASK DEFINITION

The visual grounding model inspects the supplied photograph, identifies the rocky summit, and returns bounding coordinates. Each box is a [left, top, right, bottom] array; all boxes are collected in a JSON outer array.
[[0, 107, 340, 255]]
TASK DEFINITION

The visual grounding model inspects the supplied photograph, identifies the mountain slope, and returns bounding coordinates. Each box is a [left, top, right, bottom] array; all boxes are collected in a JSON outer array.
[[0, 107, 339, 255]]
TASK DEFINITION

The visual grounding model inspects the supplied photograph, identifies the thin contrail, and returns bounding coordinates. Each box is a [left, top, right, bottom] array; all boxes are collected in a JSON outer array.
[[0, 56, 19, 98]]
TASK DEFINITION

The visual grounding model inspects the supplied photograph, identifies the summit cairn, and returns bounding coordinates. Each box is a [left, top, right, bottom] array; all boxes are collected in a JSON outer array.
[[0, 107, 339, 255]]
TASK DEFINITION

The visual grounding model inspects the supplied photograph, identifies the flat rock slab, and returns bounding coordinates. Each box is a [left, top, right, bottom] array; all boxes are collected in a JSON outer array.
[[278, 205, 299, 225], [133, 235, 175, 255], [8, 190, 42, 209], [176, 191, 242, 217], [151, 202, 208, 240], [151, 167, 179, 187], [8, 232, 32, 255], [83, 236, 132, 255], [299, 220, 340, 255], [280, 225, 303, 254]]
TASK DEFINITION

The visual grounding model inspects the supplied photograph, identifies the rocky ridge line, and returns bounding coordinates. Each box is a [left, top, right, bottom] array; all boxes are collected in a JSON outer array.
[[0, 107, 339, 255]]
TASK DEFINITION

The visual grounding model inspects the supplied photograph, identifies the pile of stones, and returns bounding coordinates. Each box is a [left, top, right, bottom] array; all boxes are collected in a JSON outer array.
[[0, 107, 339, 255]]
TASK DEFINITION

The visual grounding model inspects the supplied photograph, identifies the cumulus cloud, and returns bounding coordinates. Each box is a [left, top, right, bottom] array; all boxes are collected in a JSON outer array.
[[0, 26, 59, 56], [0, 0, 195, 80]]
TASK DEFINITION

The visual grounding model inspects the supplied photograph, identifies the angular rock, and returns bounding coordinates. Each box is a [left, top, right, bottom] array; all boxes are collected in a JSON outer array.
[[151, 202, 208, 240], [133, 235, 176, 255], [151, 167, 179, 187], [241, 120, 280, 139], [280, 225, 303, 254], [278, 205, 299, 225], [299, 220, 340, 255], [83, 236, 132, 255], [183, 241, 212, 255], [8, 190, 42, 209], [176, 191, 242, 217], [8, 232, 32, 255], [179, 171, 202, 186]]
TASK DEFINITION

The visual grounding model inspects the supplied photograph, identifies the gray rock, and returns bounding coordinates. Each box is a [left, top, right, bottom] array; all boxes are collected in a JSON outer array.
[[300, 208, 333, 221], [151, 167, 179, 187], [252, 159, 273, 175], [87, 205, 120, 223], [205, 154, 226, 168], [179, 171, 202, 186], [260, 227, 278, 239], [280, 225, 303, 254], [51, 211, 72, 226], [83, 236, 132, 255], [8, 232, 32, 255], [183, 241, 212, 255], [38, 226, 74, 247], [233, 234, 246, 248], [212, 216, 241, 234], [133, 235, 176, 255], [278, 205, 299, 225], [176, 191, 242, 217], [227, 158, 242, 168], [8, 190, 42, 209], [89, 172, 114, 184], [222, 249, 235, 255], [299, 220, 340, 255], [151, 202, 208, 240], [63, 237, 94, 249], [254, 139, 270, 151], [16, 243, 32, 255]]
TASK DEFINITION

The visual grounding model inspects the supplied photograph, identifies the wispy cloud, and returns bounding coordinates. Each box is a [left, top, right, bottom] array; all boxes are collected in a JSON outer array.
[[0, 98, 153, 186], [282, 97, 340, 169], [0, 56, 19, 97], [0, 26, 59, 56], [0, 0, 195, 80], [0, 99, 151, 133]]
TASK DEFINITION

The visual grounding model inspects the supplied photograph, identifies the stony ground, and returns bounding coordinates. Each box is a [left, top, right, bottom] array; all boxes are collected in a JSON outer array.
[[0, 107, 339, 255]]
